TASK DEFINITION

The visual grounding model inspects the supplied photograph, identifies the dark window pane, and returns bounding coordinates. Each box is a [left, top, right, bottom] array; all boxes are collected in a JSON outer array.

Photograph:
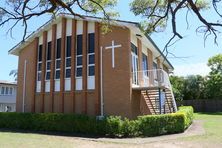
[[89, 54, 95, 64], [56, 60, 61, 69], [38, 45, 43, 61], [37, 72, 41, 81], [66, 36, 71, 57], [77, 35, 82, 55], [89, 66, 95, 76], [66, 58, 71, 67], [55, 70, 60, 79], [5, 87, 8, 94], [1, 87, 5, 94], [47, 42, 51, 60], [76, 68, 82, 77], [47, 62, 51, 70], [46, 72, 50, 80], [77, 56, 82, 66], [153, 62, 157, 69], [56, 38, 61, 59], [131, 43, 138, 55], [88, 33, 95, 53], [66, 69, 71, 78], [38, 63, 42, 71], [9, 88, 13, 94], [142, 53, 148, 71]]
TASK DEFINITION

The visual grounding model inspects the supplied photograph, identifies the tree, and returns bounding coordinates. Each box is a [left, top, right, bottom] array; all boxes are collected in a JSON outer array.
[[0, 0, 118, 40], [170, 75, 205, 101], [205, 54, 222, 99], [130, 0, 222, 55]]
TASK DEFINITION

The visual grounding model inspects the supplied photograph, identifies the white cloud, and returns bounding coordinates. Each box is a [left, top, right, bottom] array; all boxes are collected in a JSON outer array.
[[173, 63, 211, 76]]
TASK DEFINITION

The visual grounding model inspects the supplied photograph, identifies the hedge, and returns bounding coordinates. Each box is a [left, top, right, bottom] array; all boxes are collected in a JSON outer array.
[[0, 106, 193, 137]]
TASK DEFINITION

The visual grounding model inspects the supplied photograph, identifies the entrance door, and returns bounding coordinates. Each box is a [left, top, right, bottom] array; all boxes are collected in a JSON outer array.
[[131, 52, 138, 85]]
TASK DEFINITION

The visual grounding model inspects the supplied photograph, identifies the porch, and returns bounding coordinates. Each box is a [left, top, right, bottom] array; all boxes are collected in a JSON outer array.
[[131, 69, 177, 115]]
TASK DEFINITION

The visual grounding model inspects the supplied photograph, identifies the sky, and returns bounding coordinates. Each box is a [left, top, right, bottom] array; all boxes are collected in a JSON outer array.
[[0, 0, 221, 82]]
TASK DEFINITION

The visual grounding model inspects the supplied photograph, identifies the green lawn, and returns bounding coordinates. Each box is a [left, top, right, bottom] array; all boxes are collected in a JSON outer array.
[[0, 113, 221, 148], [181, 112, 222, 143]]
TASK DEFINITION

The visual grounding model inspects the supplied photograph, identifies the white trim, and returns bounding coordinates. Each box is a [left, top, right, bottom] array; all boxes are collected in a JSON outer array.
[[22, 60, 27, 113], [100, 46, 104, 117]]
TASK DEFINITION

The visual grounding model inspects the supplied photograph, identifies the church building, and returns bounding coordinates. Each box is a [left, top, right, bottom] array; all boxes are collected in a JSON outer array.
[[9, 14, 177, 119]]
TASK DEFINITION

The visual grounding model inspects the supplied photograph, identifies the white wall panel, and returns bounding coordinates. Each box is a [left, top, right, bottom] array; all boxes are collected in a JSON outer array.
[[66, 19, 72, 36], [56, 21, 62, 38], [54, 80, 60, 92], [87, 76, 95, 90], [88, 22, 95, 33], [76, 78, 82, 90], [65, 79, 71, 91], [76, 20, 83, 35], [47, 29, 52, 42], [39, 35, 43, 45], [45, 81, 50, 92], [36, 81, 41, 92]]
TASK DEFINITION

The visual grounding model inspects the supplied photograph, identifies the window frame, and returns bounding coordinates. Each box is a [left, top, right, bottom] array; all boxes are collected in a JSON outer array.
[[55, 38, 62, 80], [45, 41, 52, 81], [76, 35, 83, 78], [65, 36, 72, 79]]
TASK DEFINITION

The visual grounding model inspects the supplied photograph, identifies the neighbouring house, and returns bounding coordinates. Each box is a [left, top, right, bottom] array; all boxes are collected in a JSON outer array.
[[9, 14, 177, 119], [0, 81, 17, 112]]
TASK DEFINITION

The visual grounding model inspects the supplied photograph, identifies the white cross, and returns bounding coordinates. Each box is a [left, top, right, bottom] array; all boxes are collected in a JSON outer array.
[[105, 40, 122, 68]]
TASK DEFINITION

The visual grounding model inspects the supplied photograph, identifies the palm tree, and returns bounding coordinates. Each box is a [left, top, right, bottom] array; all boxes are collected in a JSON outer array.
[[9, 69, 17, 81]]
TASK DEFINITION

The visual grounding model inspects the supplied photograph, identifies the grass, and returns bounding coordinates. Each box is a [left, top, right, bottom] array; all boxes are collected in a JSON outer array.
[[0, 113, 221, 147], [181, 112, 222, 143]]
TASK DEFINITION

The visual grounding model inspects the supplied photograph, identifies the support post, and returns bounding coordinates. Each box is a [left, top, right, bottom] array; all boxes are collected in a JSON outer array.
[[158, 88, 161, 114]]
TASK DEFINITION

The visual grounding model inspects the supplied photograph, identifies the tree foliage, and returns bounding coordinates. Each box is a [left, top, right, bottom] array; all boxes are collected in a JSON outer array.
[[0, 0, 118, 40], [171, 54, 222, 100], [130, 0, 222, 54]]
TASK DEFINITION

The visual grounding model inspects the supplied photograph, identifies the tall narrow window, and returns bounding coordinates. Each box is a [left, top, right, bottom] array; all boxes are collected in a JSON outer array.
[[1, 87, 5, 95], [131, 43, 138, 85], [45, 42, 51, 80], [88, 33, 95, 77], [36, 44, 43, 92], [142, 53, 148, 77], [5, 87, 8, 95], [37, 45, 43, 82], [9, 87, 13, 95], [153, 62, 158, 81], [76, 35, 83, 78], [55, 38, 61, 80], [65, 36, 72, 78]]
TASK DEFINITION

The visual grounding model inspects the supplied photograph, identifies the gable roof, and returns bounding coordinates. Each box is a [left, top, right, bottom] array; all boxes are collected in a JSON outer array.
[[8, 13, 174, 70]]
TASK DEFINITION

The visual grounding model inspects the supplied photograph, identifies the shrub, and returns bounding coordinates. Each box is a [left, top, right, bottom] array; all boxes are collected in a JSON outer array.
[[0, 106, 193, 137]]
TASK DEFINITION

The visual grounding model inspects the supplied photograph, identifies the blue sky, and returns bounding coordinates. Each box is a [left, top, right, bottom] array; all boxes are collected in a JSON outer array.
[[0, 0, 221, 81]]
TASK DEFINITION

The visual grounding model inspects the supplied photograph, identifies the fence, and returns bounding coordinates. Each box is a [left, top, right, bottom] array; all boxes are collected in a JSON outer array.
[[177, 99, 222, 112]]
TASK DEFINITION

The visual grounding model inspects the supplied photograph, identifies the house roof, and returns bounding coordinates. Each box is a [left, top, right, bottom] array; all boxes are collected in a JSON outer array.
[[8, 13, 174, 70], [0, 80, 17, 86]]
